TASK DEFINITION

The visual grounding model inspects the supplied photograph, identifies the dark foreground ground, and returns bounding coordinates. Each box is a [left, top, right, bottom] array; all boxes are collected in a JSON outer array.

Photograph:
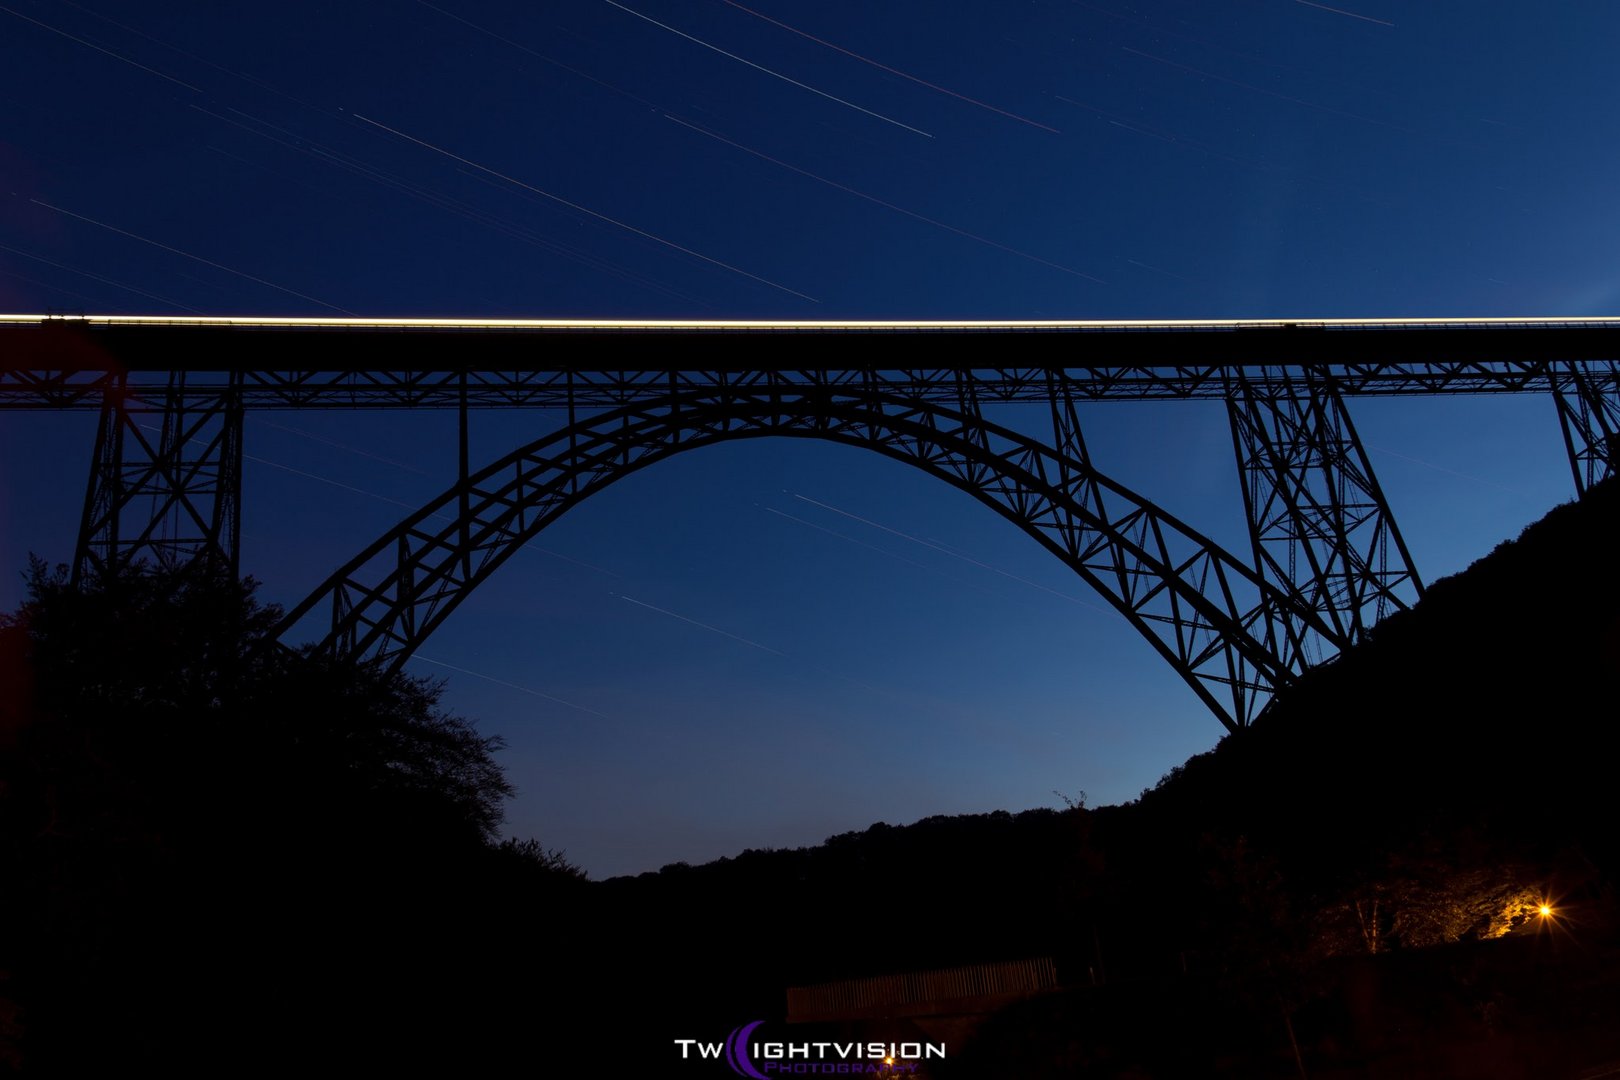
[[118, 895, 1612, 1078]]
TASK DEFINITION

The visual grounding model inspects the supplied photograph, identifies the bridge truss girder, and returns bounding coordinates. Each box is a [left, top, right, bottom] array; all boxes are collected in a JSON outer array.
[[272, 382, 1344, 732], [74, 371, 242, 583], [1, 362, 1604, 411], [1552, 360, 1620, 495], [1226, 369, 1423, 655], [7, 315, 1615, 733]]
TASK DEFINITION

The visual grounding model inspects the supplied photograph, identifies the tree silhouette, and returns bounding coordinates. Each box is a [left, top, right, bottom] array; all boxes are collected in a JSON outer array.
[[0, 559, 528, 1072], [2, 558, 514, 842]]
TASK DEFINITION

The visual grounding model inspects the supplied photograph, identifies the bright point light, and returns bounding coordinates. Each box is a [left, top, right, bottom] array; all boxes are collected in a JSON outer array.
[[1539, 904, 1553, 917]]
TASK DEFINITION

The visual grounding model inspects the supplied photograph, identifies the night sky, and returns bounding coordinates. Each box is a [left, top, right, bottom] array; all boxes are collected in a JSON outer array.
[[2, 1, 1615, 876]]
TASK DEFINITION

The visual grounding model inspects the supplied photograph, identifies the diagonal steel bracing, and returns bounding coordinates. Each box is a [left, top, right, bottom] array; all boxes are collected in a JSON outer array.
[[1225, 368, 1422, 654], [6, 316, 1617, 731], [271, 384, 1342, 731], [1552, 360, 1620, 495], [74, 370, 243, 582]]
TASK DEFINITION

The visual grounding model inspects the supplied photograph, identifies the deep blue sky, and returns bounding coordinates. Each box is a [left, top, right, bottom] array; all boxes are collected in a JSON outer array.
[[1, 0, 1614, 876]]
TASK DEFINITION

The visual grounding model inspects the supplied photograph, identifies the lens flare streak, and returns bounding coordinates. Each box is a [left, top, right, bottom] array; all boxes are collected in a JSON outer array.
[[194, 105, 709, 307], [599, 0, 932, 138], [240, 450, 620, 578], [28, 199, 353, 313], [789, 494, 1112, 614], [719, 0, 1058, 133], [665, 115, 1103, 283], [415, 0, 664, 111], [1292, 0, 1394, 27], [410, 655, 611, 718], [761, 505, 998, 595], [352, 114, 820, 303], [0, 240, 204, 313], [0, 2, 201, 91], [615, 594, 786, 655]]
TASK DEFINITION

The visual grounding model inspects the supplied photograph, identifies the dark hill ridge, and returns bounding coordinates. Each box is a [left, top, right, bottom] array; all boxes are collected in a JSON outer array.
[[556, 478, 1620, 1074], [594, 475, 1620, 977], [1262, 465, 1620, 755], [1139, 471, 1620, 874]]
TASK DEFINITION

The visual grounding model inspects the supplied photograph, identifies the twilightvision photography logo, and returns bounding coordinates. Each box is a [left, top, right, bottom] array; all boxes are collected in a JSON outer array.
[[676, 1022, 945, 1075]]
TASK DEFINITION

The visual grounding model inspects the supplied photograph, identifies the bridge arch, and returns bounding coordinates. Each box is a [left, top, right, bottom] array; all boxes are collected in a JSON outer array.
[[273, 384, 1337, 730]]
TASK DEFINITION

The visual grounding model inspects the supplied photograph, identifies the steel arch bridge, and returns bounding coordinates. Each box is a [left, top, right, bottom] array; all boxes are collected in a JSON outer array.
[[3, 314, 1617, 731]]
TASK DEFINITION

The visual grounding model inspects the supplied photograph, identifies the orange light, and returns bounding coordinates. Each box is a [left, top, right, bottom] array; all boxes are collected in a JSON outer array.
[[1539, 904, 1553, 917]]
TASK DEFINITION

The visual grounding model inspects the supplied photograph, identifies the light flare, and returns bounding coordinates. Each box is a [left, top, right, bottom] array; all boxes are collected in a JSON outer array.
[[0, 240, 203, 313], [789, 493, 1112, 614], [720, 0, 1058, 133], [665, 115, 1103, 282], [615, 594, 785, 655], [351, 114, 820, 303], [0, 2, 201, 91], [1292, 0, 1394, 27], [28, 199, 353, 314], [415, 0, 663, 110], [410, 654, 610, 718], [600, 0, 932, 138]]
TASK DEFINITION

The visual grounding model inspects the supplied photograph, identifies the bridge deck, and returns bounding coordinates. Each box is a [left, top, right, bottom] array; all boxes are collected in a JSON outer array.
[[2, 315, 1618, 409]]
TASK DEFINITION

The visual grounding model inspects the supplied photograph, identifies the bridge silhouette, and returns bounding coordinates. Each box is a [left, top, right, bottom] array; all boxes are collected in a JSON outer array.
[[3, 315, 1616, 731]]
